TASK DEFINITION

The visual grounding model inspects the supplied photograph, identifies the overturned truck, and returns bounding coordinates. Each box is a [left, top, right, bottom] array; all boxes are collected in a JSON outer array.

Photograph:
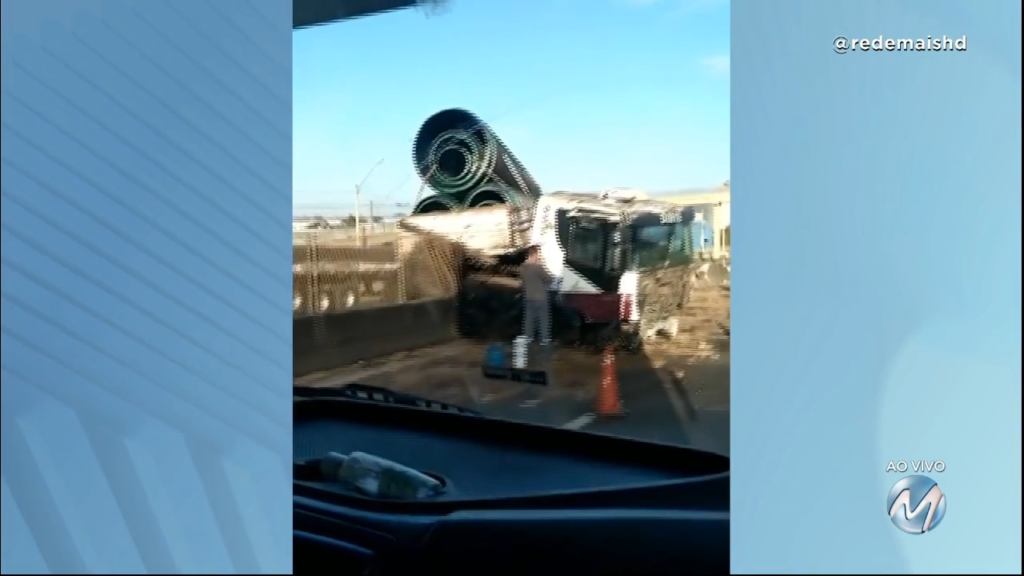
[[295, 107, 722, 352], [398, 189, 712, 351], [400, 108, 722, 349]]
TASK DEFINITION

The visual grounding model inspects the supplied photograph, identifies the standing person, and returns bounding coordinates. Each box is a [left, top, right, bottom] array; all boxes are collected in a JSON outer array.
[[520, 244, 553, 346]]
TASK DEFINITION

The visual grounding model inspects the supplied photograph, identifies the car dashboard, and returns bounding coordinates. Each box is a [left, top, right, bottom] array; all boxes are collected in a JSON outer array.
[[294, 394, 729, 575]]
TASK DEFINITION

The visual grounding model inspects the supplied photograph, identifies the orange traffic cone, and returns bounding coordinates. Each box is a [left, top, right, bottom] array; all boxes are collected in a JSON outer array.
[[594, 346, 625, 417]]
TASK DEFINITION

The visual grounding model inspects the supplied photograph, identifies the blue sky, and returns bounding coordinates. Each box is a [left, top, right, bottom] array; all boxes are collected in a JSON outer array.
[[293, 0, 730, 214]]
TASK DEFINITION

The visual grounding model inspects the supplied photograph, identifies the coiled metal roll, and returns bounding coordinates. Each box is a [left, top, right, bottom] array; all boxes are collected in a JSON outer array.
[[464, 183, 533, 210], [412, 108, 542, 210], [412, 194, 462, 214]]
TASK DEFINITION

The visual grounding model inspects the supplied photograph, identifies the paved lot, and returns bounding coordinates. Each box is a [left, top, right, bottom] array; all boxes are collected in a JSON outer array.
[[295, 282, 731, 455]]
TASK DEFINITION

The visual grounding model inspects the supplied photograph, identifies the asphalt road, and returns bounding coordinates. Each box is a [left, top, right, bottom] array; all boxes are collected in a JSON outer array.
[[296, 280, 731, 455], [296, 338, 730, 456]]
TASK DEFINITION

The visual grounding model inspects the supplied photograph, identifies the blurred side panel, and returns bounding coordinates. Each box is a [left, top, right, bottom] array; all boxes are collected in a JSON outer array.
[[1, 0, 293, 572], [731, 0, 1021, 574]]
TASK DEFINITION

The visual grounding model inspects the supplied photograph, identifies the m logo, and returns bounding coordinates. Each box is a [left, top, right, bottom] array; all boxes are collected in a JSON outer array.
[[886, 475, 947, 534]]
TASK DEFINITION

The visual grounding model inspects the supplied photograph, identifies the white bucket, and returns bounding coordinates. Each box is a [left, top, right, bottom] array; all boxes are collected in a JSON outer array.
[[512, 336, 530, 369]]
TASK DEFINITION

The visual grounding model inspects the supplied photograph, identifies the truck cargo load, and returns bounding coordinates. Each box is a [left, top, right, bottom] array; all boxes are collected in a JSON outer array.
[[398, 204, 534, 262]]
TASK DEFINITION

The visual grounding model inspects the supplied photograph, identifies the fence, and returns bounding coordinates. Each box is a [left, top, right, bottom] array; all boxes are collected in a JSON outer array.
[[293, 227, 462, 316], [291, 221, 398, 239]]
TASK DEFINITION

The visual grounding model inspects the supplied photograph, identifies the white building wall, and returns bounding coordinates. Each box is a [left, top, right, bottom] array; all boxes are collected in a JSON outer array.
[[711, 202, 730, 258], [674, 193, 729, 258], [713, 202, 731, 229]]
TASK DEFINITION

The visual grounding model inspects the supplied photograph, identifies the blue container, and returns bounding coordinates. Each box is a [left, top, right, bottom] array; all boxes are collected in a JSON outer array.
[[484, 343, 506, 368]]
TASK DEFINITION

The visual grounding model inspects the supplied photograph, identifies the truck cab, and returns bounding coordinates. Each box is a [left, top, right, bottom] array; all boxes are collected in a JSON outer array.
[[531, 192, 699, 349]]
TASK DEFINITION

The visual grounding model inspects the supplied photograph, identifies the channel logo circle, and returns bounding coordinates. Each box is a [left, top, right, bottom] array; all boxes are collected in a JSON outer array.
[[886, 475, 947, 534]]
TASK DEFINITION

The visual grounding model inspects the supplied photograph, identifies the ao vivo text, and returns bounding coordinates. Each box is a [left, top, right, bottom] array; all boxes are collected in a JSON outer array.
[[886, 460, 946, 473]]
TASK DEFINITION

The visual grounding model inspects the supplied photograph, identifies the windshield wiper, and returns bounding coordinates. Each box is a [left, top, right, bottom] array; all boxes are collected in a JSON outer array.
[[294, 383, 482, 416]]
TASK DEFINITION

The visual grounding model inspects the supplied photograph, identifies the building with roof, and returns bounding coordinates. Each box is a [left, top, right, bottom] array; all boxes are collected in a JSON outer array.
[[659, 182, 730, 258]]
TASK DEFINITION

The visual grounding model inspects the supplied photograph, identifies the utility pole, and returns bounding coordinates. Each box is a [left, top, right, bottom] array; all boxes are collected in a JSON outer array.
[[354, 158, 384, 247], [354, 183, 362, 245]]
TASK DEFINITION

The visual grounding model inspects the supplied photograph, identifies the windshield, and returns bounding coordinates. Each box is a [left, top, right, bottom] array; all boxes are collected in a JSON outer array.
[[293, 2, 730, 458], [566, 222, 607, 270], [632, 221, 695, 269]]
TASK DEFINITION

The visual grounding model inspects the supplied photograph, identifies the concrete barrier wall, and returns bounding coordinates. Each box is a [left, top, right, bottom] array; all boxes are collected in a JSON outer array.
[[294, 298, 457, 377]]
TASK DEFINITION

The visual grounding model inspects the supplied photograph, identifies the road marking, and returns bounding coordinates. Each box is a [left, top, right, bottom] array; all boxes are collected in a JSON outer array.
[[561, 413, 596, 430], [293, 371, 338, 386], [462, 378, 485, 404], [656, 368, 694, 428], [299, 349, 461, 389]]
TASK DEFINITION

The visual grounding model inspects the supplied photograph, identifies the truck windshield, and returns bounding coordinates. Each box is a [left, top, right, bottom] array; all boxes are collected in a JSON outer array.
[[632, 222, 693, 269], [566, 222, 607, 270]]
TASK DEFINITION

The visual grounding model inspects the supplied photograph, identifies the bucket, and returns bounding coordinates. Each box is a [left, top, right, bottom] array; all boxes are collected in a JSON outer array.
[[512, 336, 530, 369]]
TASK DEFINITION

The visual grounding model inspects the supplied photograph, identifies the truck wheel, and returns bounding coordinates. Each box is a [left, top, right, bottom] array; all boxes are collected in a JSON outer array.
[[625, 333, 644, 354], [554, 309, 583, 348], [593, 326, 618, 354]]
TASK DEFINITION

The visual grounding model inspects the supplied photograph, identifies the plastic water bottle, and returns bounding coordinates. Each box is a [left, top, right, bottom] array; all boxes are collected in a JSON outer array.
[[319, 451, 444, 500]]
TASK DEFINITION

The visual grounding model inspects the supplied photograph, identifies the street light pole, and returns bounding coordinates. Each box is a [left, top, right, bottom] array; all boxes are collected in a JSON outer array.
[[354, 158, 384, 246], [354, 183, 362, 244]]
